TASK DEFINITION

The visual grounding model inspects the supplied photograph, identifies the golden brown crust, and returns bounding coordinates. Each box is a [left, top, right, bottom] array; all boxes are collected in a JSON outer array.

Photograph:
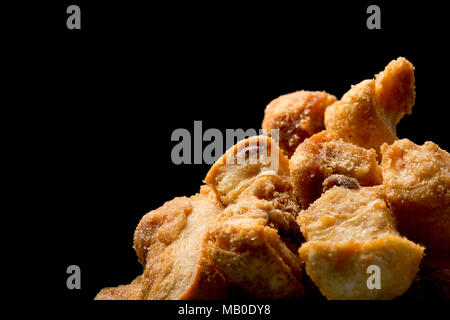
[[289, 130, 382, 208], [297, 186, 424, 299], [95, 276, 143, 300], [262, 91, 337, 157], [94, 57, 450, 300], [381, 139, 450, 268], [176, 247, 228, 300], [297, 186, 398, 242], [205, 135, 291, 205], [300, 236, 423, 300], [205, 136, 305, 299], [375, 57, 415, 124], [207, 215, 304, 299], [324, 80, 397, 156], [96, 186, 228, 300], [133, 196, 192, 266], [138, 188, 227, 300], [324, 57, 415, 156]]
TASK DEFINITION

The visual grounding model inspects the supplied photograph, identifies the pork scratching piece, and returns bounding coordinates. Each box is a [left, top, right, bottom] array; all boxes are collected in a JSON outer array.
[[205, 135, 305, 299], [290, 130, 382, 208], [95, 276, 143, 300], [324, 57, 415, 156], [262, 90, 337, 157], [297, 186, 424, 300], [95, 186, 228, 300], [381, 139, 450, 268]]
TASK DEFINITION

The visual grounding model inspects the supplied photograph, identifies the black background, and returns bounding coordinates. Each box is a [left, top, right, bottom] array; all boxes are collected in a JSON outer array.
[[15, 0, 449, 316]]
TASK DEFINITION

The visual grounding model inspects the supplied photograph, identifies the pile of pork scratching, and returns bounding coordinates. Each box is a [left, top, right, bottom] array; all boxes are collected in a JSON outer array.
[[96, 58, 449, 300]]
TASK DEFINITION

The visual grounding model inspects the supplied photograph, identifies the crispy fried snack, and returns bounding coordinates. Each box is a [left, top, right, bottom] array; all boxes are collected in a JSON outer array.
[[290, 130, 382, 208], [205, 135, 305, 299], [324, 57, 415, 156], [381, 139, 450, 268], [297, 186, 424, 300], [262, 91, 337, 157], [95, 186, 228, 300], [95, 56, 450, 300]]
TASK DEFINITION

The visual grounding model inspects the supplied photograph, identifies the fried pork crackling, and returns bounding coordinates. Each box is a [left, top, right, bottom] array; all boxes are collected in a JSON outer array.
[[205, 135, 305, 299], [290, 129, 382, 209], [95, 276, 143, 300], [381, 139, 450, 268], [297, 186, 424, 299], [95, 186, 228, 300], [96, 56, 449, 300], [324, 57, 415, 156], [262, 91, 337, 158]]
